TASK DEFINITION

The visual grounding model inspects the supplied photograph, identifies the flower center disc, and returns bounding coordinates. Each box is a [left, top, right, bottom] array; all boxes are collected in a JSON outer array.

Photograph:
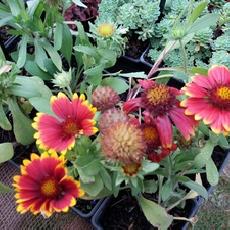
[[41, 179, 57, 197], [146, 85, 170, 106], [210, 85, 230, 108], [143, 84, 174, 116], [143, 126, 159, 144], [97, 23, 115, 37], [216, 86, 230, 101], [63, 119, 79, 135], [122, 162, 141, 176]]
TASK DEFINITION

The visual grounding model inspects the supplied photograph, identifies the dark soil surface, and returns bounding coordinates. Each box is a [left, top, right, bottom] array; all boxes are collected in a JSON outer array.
[[101, 190, 196, 230], [74, 199, 99, 214], [0, 26, 11, 43], [125, 32, 149, 59]]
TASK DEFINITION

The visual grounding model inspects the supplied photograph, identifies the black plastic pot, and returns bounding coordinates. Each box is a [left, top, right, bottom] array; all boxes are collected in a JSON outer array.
[[182, 150, 230, 230], [71, 198, 105, 219], [140, 46, 153, 68], [92, 150, 230, 230]]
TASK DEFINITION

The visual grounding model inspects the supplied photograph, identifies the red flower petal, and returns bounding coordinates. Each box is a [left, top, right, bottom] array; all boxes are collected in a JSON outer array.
[[51, 94, 73, 120], [154, 115, 173, 148], [208, 66, 230, 85], [139, 79, 155, 89], [169, 107, 197, 140], [60, 177, 79, 197], [123, 97, 142, 113]]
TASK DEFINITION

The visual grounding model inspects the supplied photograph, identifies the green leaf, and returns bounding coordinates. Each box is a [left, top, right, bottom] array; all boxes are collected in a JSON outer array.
[[0, 104, 12, 130], [78, 168, 95, 183], [24, 60, 53, 80], [10, 76, 52, 99], [74, 45, 98, 57], [17, 34, 28, 68], [206, 158, 219, 186], [119, 71, 147, 79], [29, 97, 53, 114], [34, 38, 48, 71], [7, 98, 34, 145], [54, 23, 63, 51], [100, 168, 112, 191], [40, 39, 62, 71], [80, 175, 104, 197], [188, 14, 219, 34], [0, 46, 6, 61], [161, 179, 173, 202], [177, 176, 208, 199], [101, 77, 129, 94], [173, 71, 189, 82], [0, 181, 11, 193], [139, 195, 173, 229], [115, 172, 124, 187], [188, 1, 208, 24], [190, 67, 208, 76], [0, 143, 14, 163], [142, 160, 159, 174], [144, 179, 158, 194], [60, 24, 73, 63], [78, 159, 101, 176], [8, 0, 23, 16], [85, 65, 103, 85], [217, 134, 230, 149], [27, 0, 40, 16], [194, 140, 215, 168]]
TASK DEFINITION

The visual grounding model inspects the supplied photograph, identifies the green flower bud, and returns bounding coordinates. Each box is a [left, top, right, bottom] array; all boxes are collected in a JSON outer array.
[[172, 26, 186, 40], [52, 69, 72, 89]]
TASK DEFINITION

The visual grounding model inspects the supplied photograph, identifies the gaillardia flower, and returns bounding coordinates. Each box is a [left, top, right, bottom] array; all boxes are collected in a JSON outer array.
[[32, 93, 98, 153], [97, 23, 115, 37], [181, 65, 230, 135], [124, 80, 197, 148], [13, 152, 84, 217], [141, 116, 176, 163], [101, 121, 146, 164]]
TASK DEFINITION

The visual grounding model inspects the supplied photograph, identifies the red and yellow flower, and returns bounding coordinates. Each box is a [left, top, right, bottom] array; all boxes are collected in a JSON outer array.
[[181, 65, 230, 135], [13, 152, 84, 217], [141, 116, 176, 163], [123, 80, 197, 148], [32, 93, 98, 154]]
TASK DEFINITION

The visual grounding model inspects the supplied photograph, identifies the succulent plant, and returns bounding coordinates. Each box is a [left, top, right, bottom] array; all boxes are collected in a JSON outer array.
[[169, 0, 189, 16], [92, 86, 120, 111], [212, 32, 230, 51], [148, 48, 161, 63], [210, 50, 230, 68], [101, 121, 146, 163], [154, 18, 173, 39], [193, 28, 213, 49], [209, 0, 226, 8]]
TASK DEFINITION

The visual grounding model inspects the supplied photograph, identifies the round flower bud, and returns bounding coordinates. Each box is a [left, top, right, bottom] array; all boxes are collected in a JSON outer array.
[[101, 121, 146, 164], [52, 69, 72, 89], [172, 26, 186, 40], [92, 86, 120, 111], [99, 108, 128, 133]]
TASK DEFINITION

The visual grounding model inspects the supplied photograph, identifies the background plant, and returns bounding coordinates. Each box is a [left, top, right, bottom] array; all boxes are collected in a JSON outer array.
[[147, 0, 230, 71]]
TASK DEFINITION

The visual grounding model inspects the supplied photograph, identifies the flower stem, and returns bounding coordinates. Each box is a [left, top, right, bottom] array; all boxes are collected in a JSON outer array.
[[179, 39, 188, 73]]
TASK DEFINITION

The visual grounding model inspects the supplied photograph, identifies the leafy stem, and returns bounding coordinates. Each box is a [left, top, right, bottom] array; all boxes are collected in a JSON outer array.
[[179, 39, 188, 73]]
